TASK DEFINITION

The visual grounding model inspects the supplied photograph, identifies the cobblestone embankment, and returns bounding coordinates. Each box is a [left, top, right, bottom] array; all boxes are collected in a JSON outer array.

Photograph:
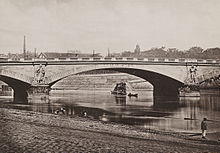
[[0, 108, 219, 153]]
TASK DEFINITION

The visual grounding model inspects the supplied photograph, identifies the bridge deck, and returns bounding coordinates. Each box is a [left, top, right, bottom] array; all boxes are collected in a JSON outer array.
[[0, 57, 219, 66]]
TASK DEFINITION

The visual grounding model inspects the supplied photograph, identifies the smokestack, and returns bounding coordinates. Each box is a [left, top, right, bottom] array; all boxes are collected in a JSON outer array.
[[23, 35, 26, 59], [108, 48, 110, 57], [34, 48, 37, 57], [93, 50, 95, 57]]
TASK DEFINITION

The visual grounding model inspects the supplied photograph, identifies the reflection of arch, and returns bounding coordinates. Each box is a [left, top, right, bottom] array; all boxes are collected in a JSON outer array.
[[115, 96, 126, 105], [48, 67, 184, 98]]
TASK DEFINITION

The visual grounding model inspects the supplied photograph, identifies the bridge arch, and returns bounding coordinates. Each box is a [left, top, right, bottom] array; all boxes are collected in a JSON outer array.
[[47, 65, 184, 98], [0, 70, 32, 101]]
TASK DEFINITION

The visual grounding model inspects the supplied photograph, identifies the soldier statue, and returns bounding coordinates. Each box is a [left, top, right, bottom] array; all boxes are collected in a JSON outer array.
[[189, 65, 197, 83], [34, 64, 46, 84]]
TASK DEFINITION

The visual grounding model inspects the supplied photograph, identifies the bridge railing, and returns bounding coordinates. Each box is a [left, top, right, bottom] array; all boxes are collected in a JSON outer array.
[[4, 57, 220, 64]]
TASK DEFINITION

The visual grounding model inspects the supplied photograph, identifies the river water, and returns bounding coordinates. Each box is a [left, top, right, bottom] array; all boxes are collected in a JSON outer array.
[[0, 89, 220, 134]]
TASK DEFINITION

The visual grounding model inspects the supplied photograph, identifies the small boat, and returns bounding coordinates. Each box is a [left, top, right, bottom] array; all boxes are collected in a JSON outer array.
[[128, 93, 138, 97], [179, 85, 200, 97], [111, 82, 127, 95]]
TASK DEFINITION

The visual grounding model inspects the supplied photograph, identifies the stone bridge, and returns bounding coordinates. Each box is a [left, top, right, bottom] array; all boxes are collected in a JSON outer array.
[[0, 57, 219, 101]]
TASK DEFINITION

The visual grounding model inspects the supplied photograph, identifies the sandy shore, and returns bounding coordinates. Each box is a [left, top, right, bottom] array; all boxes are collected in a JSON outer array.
[[0, 107, 220, 152]]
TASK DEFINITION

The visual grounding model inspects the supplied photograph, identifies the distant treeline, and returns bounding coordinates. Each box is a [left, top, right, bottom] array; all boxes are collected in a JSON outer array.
[[121, 47, 220, 59]]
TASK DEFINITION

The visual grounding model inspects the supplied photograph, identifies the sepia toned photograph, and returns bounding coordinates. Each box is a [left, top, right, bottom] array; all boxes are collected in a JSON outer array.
[[0, 0, 220, 152]]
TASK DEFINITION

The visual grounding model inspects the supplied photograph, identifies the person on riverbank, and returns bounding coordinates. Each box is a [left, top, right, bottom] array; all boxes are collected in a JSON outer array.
[[201, 118, 207, 139], [55, 107, 66, 115]]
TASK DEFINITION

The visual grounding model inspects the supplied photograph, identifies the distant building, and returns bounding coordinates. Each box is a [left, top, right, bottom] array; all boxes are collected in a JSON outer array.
[[134, 44, 140, 54], [37, 52, 76, 59], [8, 53, 24, 61], [37, 52, 47, 59], [121, 51, 133, 57], [0, 54, 8, 61], [10, 54, 20, 61], [67, 50, 81, 54], [37, 51, 102, 59], [110, 53, 121, 57]]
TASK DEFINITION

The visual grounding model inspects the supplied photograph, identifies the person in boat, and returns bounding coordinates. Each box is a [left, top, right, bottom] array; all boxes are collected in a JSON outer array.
[[128, 93, 138, 97], [201, 118, 207, 139]]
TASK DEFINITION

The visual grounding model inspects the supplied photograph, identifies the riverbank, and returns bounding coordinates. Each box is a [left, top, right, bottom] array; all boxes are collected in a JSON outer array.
[[0, 107, 219, 152]]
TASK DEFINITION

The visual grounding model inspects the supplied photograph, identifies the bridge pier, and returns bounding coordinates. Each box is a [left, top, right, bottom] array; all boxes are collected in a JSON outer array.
[[13, 88, 29, 102], [27, 85, 51, 101], [153, 82, 182, 104]]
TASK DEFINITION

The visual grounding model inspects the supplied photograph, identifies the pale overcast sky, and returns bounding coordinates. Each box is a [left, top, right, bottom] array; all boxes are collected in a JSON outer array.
[[0, 0, 220, 55]]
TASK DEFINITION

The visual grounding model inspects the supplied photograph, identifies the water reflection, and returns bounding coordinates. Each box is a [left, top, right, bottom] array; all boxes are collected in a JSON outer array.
[[0, 89, 220, 133], [200, 95, 220, 111], [153, 95, 180, 110], [115, 95, 126, 105]]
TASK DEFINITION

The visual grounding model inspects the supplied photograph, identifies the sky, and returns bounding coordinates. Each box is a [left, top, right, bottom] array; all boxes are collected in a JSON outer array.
[[0, 0, 220, 55]]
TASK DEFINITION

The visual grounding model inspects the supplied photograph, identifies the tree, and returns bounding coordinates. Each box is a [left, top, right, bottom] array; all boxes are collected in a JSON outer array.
[[186, 46, 203, 58]]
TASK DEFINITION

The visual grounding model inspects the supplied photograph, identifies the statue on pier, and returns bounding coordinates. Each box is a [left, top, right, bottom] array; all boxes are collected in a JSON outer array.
[[183, 65, 199, 87], [33, 64, 46, 84], [189, 65, 197, 84], [180, 65, 200, 97]]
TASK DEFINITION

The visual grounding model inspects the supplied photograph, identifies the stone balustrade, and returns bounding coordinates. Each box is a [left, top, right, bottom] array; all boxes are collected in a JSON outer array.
[[4, 57, 220, 64]]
